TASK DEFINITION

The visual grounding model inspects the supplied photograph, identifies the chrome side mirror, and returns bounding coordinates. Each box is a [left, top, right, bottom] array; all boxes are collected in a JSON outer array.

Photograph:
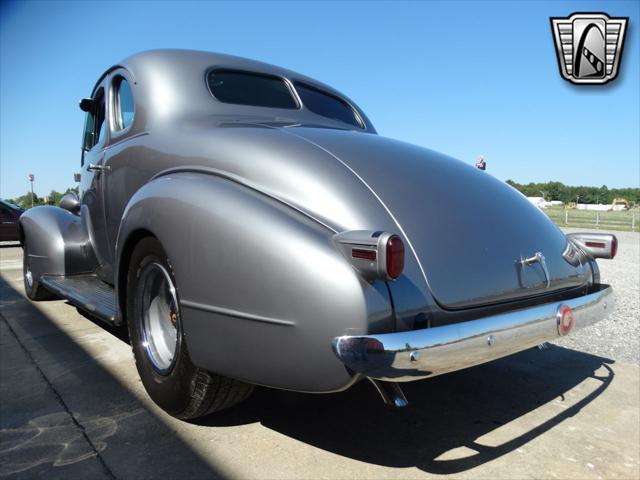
[[567, 232, 618, 259], [60, 192, 80, 215]]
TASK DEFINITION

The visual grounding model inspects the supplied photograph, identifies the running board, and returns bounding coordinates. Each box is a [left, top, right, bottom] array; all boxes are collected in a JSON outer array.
[[40, 275, 117, 324]]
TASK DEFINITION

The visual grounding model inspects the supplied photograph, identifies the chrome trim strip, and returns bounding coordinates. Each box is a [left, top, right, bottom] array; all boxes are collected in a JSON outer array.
[[181, 299, 296, 327], [332, 286, 614, 382]]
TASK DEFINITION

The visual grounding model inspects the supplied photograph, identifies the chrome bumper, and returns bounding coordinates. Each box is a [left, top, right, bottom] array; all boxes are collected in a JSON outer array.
[[332, 286, 614, 382]]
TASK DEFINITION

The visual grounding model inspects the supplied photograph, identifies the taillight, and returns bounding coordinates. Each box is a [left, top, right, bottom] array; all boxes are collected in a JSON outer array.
[[352, 249, 377, 261], [566, 233, 618, 260], [386, 235, 404, 279], [334, 230, 405, 281], [585, 241, 606, 248], [611, 235, 618, 258]]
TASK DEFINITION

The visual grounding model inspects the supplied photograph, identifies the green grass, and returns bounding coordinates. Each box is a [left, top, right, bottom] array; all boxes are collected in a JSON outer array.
[[543, 206, 639, 232]]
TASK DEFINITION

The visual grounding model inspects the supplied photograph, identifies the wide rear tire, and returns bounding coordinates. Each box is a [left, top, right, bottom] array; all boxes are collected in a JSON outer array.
[[126, 237, 254, 419]]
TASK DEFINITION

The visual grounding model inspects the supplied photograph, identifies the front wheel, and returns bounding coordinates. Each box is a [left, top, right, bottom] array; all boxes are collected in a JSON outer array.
[[126, 237, 253, 419], [22, 237, 55, 301]]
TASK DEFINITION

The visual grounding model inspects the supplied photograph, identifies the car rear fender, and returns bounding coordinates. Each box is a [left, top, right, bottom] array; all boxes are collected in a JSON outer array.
[[115, 172, 394, 392]]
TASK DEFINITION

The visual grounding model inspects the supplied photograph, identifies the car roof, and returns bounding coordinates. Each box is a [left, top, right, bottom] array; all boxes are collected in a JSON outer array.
[[91, 49, 375, 133], [0, 200, 24, 211]]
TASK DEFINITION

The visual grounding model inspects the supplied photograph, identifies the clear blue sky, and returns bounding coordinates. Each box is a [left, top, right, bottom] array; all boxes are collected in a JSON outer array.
[[1, 0, 638, 200]]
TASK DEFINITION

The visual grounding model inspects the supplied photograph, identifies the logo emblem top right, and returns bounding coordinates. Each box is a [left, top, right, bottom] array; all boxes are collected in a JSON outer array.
[[551, 12, 628, 85]]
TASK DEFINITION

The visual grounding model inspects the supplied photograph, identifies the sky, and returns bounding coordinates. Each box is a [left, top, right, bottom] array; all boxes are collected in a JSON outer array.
[[1, 0, 638, 200]]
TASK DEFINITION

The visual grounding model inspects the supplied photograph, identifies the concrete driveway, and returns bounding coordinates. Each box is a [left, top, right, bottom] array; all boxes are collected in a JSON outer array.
[[1, 244, 638, 479]]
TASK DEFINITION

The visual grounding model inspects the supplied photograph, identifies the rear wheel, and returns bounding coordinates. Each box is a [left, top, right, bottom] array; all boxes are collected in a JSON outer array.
[[126, 237, 253, 419], [22, 237, 55, 301]]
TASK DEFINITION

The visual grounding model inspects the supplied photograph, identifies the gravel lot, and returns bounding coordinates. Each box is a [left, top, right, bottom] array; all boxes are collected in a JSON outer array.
[[554, 228, 640, 364]]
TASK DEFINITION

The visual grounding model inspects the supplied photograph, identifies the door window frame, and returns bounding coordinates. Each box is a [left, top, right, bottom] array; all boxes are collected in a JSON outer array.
[[109, 69, 136, 143], [81, 81, 108, 165]]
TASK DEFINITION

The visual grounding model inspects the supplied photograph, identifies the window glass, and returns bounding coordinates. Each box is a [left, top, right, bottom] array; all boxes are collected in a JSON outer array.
[[115, 77, 135, 129], [82, 110, 96, 151], [294, 82, 362, 128], [207, 70, 298, 109], [96, 115, 106, 144], [81, 88, 105, 151]]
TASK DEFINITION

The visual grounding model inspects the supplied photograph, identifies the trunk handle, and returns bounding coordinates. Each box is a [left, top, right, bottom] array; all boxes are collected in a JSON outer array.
[[520, 252, 550, 288]]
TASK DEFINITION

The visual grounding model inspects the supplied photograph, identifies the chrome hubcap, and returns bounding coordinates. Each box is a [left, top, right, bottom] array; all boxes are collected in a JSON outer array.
[[137, 262, 179, 374]]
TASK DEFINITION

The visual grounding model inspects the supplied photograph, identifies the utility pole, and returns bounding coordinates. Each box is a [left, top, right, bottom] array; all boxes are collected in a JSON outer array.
[[28, 173, 35, 208]]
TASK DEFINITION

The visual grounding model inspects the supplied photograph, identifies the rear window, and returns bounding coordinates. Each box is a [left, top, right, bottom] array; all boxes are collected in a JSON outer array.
[[207, 70, 298, 109], [294, 82, 362, 128]]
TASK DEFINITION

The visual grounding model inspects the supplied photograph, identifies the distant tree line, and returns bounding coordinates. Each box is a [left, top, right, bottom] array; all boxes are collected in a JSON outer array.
[[4, 187, 79, 209], [505, 180, 640, 205], [4, 182, 639, 209]]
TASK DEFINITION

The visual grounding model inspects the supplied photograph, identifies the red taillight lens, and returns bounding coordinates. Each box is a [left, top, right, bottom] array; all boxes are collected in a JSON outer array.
[[611, 235, 618, 258], [352, 248, 377, 261], [585, 241, 606, 248], [386, 235, 404, 279]]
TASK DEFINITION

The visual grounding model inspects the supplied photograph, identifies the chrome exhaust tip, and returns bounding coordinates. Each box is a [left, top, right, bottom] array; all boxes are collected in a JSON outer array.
[[368, 378, 408, 408]]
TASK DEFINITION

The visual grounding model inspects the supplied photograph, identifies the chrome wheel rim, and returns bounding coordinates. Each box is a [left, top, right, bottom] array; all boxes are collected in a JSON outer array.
[[137, 262, 179, 374]]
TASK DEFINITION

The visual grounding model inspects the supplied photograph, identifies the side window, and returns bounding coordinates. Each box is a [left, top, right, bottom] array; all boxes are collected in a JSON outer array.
[[82, 110, 96, 152], [81, 87, 106, 152], [95, 91, 106, 145], [113, 77, 135, 130]]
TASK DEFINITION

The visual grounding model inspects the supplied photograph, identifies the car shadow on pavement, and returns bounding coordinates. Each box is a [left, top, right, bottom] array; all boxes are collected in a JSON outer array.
[[74, 307, 131, 344], [0, 268, 616, 477], [0, 276, 222, 479], [200, 345, 614, 475]]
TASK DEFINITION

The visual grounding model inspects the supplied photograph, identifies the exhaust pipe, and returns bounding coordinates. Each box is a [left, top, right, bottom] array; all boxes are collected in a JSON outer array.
[[368, 378, 408, 407]]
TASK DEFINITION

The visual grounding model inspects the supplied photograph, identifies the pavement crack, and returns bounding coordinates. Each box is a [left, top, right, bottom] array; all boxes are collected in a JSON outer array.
[[0, 312, 118, 480]]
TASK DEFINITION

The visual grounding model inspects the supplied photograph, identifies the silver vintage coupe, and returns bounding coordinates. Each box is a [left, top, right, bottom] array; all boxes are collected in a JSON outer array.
[[20, 50, 616, 419]]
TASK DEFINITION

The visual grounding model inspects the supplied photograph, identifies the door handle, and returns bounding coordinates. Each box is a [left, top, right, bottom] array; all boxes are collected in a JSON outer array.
[[87, 164, 111, 173]]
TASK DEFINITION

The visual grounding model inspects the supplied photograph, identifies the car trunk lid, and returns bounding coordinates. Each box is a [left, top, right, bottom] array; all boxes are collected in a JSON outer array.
[[288, 127, 590, 310]]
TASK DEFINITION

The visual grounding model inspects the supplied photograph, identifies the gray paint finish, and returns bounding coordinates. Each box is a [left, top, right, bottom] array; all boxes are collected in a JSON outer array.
[[290, 127, 591, 309], [19, 49, 604, 394], [116, 173, 393, 391]]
